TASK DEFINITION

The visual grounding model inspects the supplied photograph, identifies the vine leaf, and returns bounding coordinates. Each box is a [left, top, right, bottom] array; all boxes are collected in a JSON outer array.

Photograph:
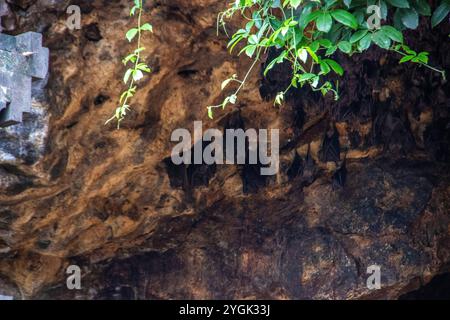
[[126, 28, 138, 42], [210, 0, 445, 118], [399, 8, 419, 29], [107, 0, 152, 128], [330, 10, 358, 29], [317, 12, 333, 32], [431, 1, 450, 27], [141, 23, 153, 32], [386, 0, 410, 8]]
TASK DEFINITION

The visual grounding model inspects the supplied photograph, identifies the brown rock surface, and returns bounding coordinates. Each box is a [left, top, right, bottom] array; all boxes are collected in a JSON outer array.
[[0, 0, 449, 299]]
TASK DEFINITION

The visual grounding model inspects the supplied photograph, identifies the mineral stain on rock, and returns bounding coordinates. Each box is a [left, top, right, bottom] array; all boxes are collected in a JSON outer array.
[[0, 0, 449, 300]]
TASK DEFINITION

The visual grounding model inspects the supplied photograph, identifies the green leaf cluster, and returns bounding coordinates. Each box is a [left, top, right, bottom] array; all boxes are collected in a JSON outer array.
[[208, 0, 447, 118], [107, 0, 153, 128]]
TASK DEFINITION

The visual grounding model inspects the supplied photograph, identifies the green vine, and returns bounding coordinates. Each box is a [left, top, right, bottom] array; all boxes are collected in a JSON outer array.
[[106, 0, 153, 128], [208, 0, 449, 119]]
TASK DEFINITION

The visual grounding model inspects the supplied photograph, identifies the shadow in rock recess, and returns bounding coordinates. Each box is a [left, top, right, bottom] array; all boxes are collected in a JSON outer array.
[[399, 273, 450, 300]]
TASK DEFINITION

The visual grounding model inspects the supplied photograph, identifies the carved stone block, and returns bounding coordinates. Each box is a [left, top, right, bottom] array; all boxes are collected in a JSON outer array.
[[0, 32, 49, 127]]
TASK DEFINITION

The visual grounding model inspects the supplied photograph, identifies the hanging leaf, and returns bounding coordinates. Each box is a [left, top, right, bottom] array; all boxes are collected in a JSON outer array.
[[323, 59, 344, 76], [385, 0, 410, 8], [132, 69, 144, 81], [350, 29, 369, 43], [412, 0, 431, 16], [399, 55, 415, 63], [399, 8, 419, 29], [317, 12, 333, 32], [320, 60, 331, 74], [126, 28, 139, 42], [431, 1, 450, 27], [141, 23, 153, 32], [372, 30, 392, 49], [298, 48, 308, 63], [337, 40, 352, 53], [290, 0, 302, 9], [358, 34, 372, 51], [331, 10, 358, 29], [381, 25, 404, 42]]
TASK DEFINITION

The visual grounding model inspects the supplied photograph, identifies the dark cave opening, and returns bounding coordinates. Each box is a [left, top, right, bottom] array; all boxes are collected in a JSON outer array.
[[399, 273, 450, 300]]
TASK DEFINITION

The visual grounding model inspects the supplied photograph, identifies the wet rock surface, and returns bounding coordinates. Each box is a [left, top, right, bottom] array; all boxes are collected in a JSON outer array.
[[0, 0, 449, 299]]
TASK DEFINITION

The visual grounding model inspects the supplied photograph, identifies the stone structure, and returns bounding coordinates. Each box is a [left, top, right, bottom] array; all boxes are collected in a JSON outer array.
[[0, 32, 48, 127]]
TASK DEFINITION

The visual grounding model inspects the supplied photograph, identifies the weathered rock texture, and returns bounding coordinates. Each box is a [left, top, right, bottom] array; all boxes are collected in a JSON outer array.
[[0, 0, 449, 299]]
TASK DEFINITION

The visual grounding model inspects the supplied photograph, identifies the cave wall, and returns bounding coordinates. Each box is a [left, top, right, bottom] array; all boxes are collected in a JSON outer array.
[[0, 0, 449, 299]]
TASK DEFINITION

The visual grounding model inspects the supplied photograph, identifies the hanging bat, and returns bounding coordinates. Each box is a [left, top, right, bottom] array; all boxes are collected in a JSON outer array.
[[332, 154, 347, 189], [302, 143, 317, 186], [287, 151, 303, 179], [320, 122, 341, 163]]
